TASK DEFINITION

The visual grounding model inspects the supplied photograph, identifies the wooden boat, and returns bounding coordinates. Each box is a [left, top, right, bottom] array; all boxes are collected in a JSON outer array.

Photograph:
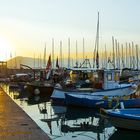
[[100, 108, 140, 130], [65, 93, 140, 108], [51, 68, 136, 105], [9, 73, 32, 90], [26, 81, 54, 103]]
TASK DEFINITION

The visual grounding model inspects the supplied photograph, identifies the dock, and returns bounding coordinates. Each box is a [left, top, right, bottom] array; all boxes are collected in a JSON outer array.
[[0, 87, 51, 140]]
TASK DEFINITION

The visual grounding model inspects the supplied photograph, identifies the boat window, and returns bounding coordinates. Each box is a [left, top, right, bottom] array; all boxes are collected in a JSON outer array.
[[107, 73, 112, 81]]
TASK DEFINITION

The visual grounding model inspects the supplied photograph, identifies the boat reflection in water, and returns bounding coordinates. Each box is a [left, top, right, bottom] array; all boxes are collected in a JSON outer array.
[[0, 83, 128, 140], [38, 103, 114, 140], [109, 129, 140, 140]]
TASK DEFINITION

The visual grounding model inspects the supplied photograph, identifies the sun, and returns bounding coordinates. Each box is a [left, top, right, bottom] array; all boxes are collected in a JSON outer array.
[[0, 36, 13, 61]]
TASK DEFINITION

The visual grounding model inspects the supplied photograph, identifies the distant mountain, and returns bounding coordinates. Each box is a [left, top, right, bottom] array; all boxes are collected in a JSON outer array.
[[6, 56, 69, 69], [7, 56, 43, 69], [6, 56, 98, 69]]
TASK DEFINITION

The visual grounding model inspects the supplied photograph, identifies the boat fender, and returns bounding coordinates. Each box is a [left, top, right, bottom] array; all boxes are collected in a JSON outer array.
[[103, 96, 108, 100], [55, 83, 62, 89], [120, 102, 125, 109], [34, 96, 40, 101], [34, 88, 40, 95], [108, 100, 112, 108], [24, 85, 27, 89]]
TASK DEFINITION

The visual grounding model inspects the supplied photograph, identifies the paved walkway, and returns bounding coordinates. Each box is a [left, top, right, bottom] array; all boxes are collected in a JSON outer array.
[[0, 87, 51, 140]]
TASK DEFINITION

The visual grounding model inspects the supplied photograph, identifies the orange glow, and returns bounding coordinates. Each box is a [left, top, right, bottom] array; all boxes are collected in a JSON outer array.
[[0, 36, 13, 61]]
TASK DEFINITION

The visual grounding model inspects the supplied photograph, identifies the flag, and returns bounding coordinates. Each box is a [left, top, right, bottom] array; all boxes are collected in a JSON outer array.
[[46, 55, 52, 79], [56, 57, 59, 68]]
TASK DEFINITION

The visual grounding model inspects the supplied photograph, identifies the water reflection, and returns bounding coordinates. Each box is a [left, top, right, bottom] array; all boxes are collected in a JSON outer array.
[[109, 129, 140, 140], [1, 83, 140, 140]]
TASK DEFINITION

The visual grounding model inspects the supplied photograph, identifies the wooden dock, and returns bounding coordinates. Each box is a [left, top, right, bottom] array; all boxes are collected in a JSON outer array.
[[0, 87, 51, 140]]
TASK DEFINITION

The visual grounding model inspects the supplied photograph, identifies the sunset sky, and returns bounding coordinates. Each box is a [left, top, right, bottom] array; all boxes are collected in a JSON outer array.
[[0, 0, 140, 61]]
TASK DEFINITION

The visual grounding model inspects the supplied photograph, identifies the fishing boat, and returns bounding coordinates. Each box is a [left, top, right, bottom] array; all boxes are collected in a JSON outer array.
[[9, 73, 32, 90], [51, 68, 136, 105], [65, 92, 140, 108], [26, 53, 68, 104], [100, 108, 140, 131]]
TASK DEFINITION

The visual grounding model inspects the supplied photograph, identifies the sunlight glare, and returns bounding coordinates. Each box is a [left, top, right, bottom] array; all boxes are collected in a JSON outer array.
[[0, 36, 12, 61]]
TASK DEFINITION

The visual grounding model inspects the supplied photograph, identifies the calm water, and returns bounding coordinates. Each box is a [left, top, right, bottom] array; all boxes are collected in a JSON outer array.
[[1, 83, 140, 140]]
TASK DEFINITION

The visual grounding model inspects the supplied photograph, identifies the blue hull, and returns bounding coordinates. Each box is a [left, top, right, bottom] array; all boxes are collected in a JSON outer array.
[[65, 94, 140, 108], [101, 108, 140, 130]]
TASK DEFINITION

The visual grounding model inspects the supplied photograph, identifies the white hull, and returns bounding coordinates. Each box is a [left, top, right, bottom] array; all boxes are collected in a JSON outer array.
[[51, 84, 136, 100]]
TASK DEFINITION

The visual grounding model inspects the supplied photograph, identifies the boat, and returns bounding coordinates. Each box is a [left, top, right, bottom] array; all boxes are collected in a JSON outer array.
[[100, 108, 140, 131], [9, 73, 32, 90], [51, 68, 136, 105], [26, 80, 54, 103], [26, 52, 68, 104], [65, 92, 140, 108]]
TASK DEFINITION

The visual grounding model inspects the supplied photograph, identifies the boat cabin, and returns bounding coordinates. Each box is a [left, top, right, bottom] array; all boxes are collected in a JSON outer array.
[[67, 68, 121, 90], [101, 69, 120, 90], [10, 73, 32, 82]]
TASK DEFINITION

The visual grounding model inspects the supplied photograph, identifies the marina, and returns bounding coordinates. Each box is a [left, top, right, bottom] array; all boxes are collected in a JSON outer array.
[[0, 1, 140, 139]]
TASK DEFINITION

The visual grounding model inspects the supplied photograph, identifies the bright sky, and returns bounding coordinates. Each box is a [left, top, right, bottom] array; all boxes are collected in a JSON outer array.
[[0, 0, 140, 61]]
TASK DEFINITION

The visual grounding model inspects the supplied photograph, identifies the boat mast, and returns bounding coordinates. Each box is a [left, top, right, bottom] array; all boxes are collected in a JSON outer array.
[[68, 38, 70, 69], [129, 43, 131, 68], [60, 41, 62, 68], [105, 44, 107, 68], [136, 44, 139, 70], [52, 38, 54, 68], [117, 42, 120, 69], [40, 53, 41, 68], [34, 52, 35, 69], [112, 36, 115, 69], [43, 43, 46, 67], [83, 38, 85, 62], [125, 43, 128, 68], [121, 44, 124, 69], [94, 12, 100, 69], [131, 42, 135, 69], [76, 40, 78, 67]]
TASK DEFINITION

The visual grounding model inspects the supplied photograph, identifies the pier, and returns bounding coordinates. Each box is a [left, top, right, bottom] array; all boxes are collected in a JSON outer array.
[[0, 87, 50, 140]]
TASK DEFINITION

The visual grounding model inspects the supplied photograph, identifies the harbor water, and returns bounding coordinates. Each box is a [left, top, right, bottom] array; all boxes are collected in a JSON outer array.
[[1, 83, 140, 140]]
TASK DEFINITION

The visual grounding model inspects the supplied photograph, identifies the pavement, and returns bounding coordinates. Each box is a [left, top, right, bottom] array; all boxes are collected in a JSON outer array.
[[0, 87, 51, 140]]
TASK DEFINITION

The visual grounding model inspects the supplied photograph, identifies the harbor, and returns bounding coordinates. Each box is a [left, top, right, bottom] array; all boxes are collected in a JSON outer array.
[[1, 0, 140, 139]]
